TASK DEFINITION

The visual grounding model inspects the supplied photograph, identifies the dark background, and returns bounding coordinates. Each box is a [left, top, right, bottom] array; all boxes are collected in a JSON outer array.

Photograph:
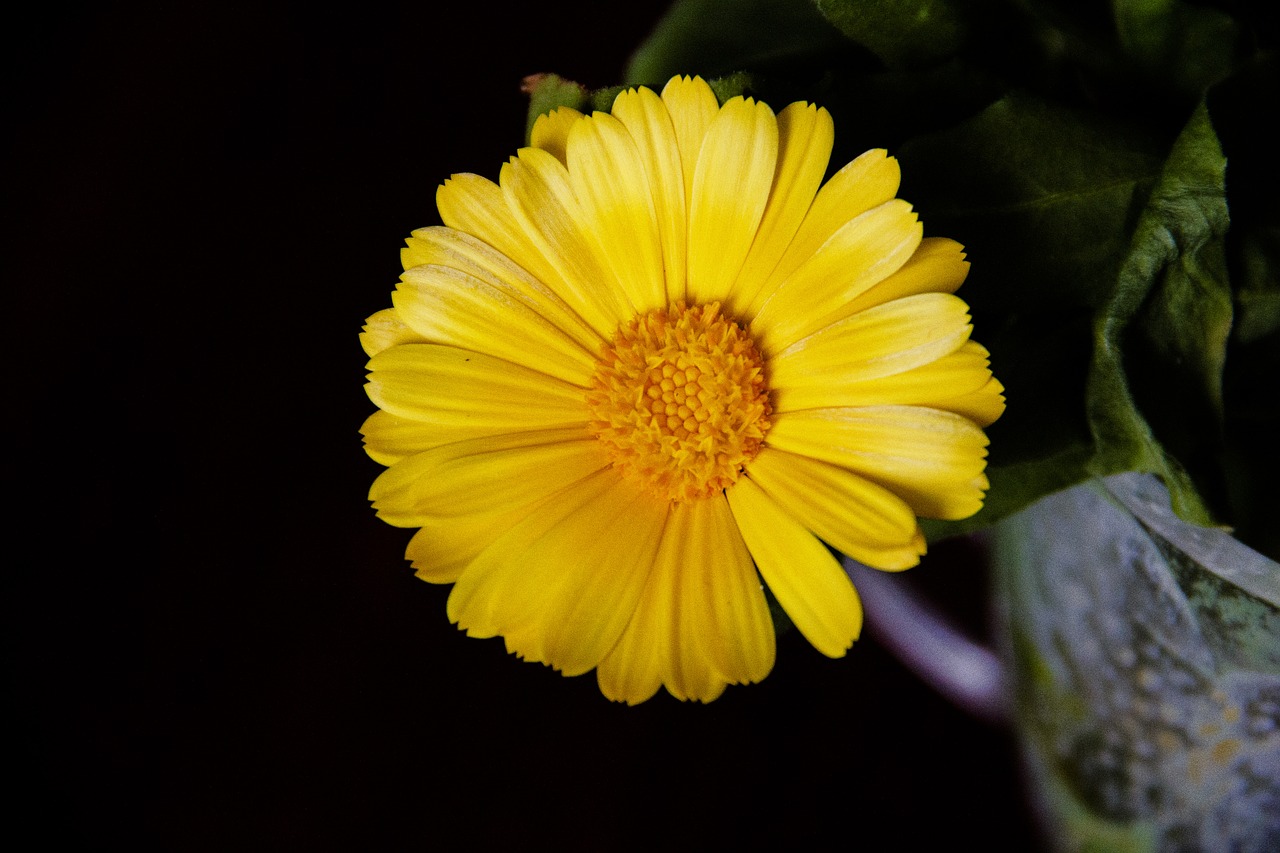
[[9, 2, 1038, 848]]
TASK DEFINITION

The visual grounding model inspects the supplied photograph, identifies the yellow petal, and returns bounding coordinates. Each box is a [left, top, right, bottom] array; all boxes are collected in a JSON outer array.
[[435, 173, 613, 339], [660, 75, 719, 210], [435, 173, 513, 244], [769, 293, 973, 391], [434, 173, 549, 279], [360, 307, 427, 357], [400, 226, 602, 354], [407, 502, 547, 584], [501, 147, 632, 334], [598, 493, 772, 703], [530, 106, 585, 166], [360, 409, 437, 466], [448, 471, 660, 678], [728, 102, 833, 317], [773, 339, 1005, 426], [566, 112, 666, 313], [677, 494, 775, 688], [364, 344, 587, 443], [611, 86, 687, 304], [406, 525, 473, 584], [743, 447, 925, 569], [751, 199, 922, 353], [396, 263, 596, 386], [746, 148, 902, 317], [498, 481, 666, 676], [686, 96, 778, 307], [595, 575, 667, 704], [766, 407, 991, 520], [368, 427, 603, 528], [948, 373, 1007, 428], [593, 515, 679, 703], [841, 236, 970, 316], [447, 467, 618, 638], [727, 476, 865, 657], [595, 521, 676, 703]]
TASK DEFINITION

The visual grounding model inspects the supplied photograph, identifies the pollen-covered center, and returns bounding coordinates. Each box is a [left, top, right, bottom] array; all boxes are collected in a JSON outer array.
[[586, 301, 772, 503]]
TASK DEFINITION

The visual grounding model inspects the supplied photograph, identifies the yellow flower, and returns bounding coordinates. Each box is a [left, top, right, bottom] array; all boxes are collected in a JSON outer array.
[[361, 75, 1004, 704]]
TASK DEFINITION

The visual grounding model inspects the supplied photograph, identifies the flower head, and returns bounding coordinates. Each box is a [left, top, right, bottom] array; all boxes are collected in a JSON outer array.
[[361, 75, 1004, 703]]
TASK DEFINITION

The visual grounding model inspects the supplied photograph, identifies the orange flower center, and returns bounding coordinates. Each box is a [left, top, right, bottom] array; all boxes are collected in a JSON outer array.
[[586, 301, 772, 503]]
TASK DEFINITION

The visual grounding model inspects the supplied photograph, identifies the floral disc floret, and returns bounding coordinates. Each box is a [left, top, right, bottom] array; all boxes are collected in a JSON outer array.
[[586, 301, 772, 503]]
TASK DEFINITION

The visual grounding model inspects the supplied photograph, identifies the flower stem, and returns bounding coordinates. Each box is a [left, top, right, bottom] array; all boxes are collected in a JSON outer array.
[[842, 556, 1010, 723]]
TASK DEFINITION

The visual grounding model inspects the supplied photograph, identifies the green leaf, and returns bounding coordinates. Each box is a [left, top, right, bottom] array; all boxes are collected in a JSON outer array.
[[1231, 224, 1280, 345], [899, 94, 1236, 536], [1112, 0, 1245, 98], [626, 0, 1010, 160], [624, 0, 848, 87], [896, 94, 1164, 528], [1085, 102, 1231, 526], [1201, 53, 1280, 560], [814, 0, 968, 69], [1220, 225, 1280, 560]]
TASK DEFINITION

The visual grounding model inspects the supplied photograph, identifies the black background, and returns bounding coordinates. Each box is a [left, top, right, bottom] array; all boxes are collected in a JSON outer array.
[[10, 2, 1038, 848]]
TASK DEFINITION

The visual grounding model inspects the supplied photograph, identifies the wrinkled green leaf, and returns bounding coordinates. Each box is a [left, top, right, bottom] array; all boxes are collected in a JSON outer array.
[[1086, 102, 1231, 526], [814, 0, 968, 69]]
